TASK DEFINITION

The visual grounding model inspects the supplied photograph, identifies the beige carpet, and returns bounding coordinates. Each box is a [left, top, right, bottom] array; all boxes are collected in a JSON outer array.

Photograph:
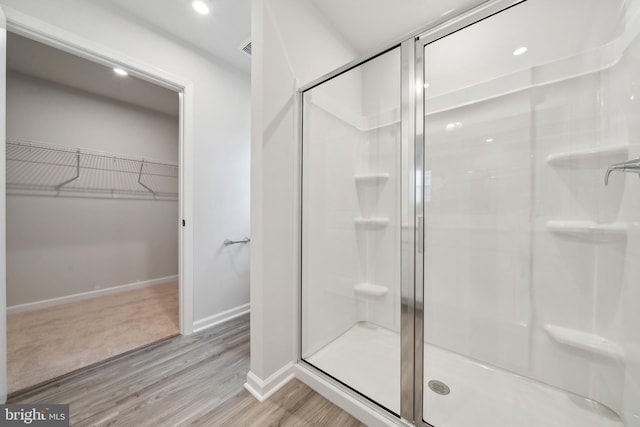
[[7, 281, 179, 393]]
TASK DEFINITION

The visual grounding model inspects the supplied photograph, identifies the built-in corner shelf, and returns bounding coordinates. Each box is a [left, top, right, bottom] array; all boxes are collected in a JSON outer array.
[[546, 145, 628, 168], [354, 217, 390, 229], [354, 283, 389, 298], [354, 173, 390, 184], [544, 324, 625, 362], [546, 220, 627, 240]]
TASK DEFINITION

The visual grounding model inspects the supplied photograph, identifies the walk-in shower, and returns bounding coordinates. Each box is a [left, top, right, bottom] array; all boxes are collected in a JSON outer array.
[[299, 0, 640, 425]]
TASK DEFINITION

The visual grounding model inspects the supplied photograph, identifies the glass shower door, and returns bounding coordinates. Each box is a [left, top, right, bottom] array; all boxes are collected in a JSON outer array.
[[300, 47, 403, 415], [420, 0, 640, 426]]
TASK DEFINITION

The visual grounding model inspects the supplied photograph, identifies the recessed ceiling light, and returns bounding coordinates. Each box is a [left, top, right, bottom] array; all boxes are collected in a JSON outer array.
[[192, 0, 210, 15], [486, 138, 494, 143], [513, 46, 528, 56], [113, 67, 128, 77]]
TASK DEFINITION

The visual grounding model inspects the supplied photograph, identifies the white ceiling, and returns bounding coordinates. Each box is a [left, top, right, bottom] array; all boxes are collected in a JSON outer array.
[[102, 0, 480, 72], [309, 0, 488, 54], [9, 0, 620, 119], [6, 0, 253, 117], [103, 0, 252, 73], [7, 32, 179, 117]]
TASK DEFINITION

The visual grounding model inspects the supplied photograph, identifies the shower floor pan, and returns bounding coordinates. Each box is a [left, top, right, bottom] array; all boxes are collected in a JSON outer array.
[[306, 322, 622, 427]]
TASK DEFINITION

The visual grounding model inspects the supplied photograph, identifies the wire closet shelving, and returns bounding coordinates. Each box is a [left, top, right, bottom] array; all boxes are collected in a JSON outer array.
[[6, 137, 179, 200]]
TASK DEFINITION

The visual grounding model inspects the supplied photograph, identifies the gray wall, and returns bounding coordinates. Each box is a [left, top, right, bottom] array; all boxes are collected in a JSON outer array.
[[6, 71, 179, 306]]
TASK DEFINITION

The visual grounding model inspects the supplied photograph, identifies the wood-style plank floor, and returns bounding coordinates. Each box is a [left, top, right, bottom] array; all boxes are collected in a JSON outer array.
[[7, 281, 179, 393], [8, 314, 365, 427]]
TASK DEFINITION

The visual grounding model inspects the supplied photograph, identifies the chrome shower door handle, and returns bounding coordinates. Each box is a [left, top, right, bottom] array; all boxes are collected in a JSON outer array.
[[604, 158, 640, 185], [417, 215, 424, 254]]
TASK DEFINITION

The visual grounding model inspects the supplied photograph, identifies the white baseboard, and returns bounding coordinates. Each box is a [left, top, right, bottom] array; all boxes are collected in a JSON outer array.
[[7, 275, 178, 315], [192, 303, 250, 333], [244, 363, 295, 402], [244, 362, 398, 426], [243, 362, 397, 426]]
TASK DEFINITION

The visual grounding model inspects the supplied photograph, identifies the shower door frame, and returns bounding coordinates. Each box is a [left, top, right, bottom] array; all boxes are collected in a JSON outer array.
[[297, 1, 527, 426]]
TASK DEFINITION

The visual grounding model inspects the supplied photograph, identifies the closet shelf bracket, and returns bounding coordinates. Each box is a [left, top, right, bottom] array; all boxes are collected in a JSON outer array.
[[138, 160, 157, 195], [55, 150, 80, 189]]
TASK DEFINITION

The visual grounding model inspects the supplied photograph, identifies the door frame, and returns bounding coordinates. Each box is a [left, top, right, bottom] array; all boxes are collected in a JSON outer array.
[[0, 4, 195, 401]]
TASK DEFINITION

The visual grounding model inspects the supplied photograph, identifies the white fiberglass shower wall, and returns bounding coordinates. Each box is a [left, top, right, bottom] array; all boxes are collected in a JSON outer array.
[[300, 0, 640, 426], [301, 47, 402, 412]]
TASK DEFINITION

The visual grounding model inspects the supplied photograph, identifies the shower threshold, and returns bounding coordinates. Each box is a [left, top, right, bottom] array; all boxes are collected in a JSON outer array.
[[306, 322, 622, 427]]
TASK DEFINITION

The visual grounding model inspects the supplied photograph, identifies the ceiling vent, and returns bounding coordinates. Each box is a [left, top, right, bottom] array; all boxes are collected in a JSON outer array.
[[238, 37, 252, 57]]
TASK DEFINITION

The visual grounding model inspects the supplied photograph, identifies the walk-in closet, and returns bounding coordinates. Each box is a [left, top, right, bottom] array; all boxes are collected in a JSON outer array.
[[5, 32, 180, 393]]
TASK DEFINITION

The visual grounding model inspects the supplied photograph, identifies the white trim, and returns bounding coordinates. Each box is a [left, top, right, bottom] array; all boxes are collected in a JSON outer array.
[[179, 85, 195, 336], [294, 364, 400, 427], [2, 7, 189, 91], [243, 363, 400, 426], [0, 4, 8, 405], [7, 276, 178, 315], [192, 303, 250, 333], [3, 7, 195, 336], [244, 363, 295, 402], [292, 77, 301, 365]]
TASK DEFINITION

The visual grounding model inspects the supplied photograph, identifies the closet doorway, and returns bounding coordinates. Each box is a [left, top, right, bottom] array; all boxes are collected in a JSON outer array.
[[5, 32, 183, 394]]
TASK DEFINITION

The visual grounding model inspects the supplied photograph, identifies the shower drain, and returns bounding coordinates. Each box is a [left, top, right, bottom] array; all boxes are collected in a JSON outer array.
[[428, 380, 451, 395]]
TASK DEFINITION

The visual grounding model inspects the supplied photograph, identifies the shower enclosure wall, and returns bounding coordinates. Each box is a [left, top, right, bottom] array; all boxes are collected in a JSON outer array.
[[300, 0, 640, 426]]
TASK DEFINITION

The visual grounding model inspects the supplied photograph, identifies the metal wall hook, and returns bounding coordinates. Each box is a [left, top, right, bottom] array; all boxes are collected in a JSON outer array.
[[224, 237, 251, 246], [604, 158, 640, 185]]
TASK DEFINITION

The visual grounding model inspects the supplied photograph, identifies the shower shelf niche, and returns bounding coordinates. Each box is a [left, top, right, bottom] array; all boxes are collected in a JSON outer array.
[[545, 145, 628, 168], [354, 173, 390, 184], [544, 324, 625, 362], [354, 217, 390, 229], [354, 283, 389, 298], [546, 220, 627, 239]]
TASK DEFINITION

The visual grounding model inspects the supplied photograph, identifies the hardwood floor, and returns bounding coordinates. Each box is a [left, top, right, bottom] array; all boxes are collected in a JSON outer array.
[[8, 314, 365, 427], [209, 378, 365, 427], [7, 281, 179, 393]]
